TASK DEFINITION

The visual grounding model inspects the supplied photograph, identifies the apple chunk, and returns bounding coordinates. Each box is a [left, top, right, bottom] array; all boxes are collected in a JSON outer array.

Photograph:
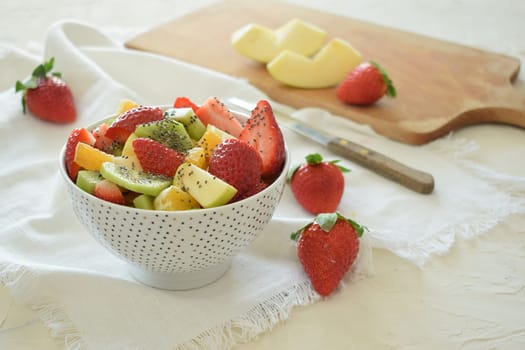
[[231, 19, 327, 63], [176, 163, 237, 208], [266, 38, 362, 89]]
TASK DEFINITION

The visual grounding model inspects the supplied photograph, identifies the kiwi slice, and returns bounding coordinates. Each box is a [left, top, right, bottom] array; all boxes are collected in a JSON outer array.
[[135, 118, 193, 152], [100, 162, 171, 197], [133, 194, 155, 210], [76, 170, 104, 194], [164, 107, 206, 141]]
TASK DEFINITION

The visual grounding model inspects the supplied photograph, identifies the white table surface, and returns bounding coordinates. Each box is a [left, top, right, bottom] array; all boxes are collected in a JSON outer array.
[[1, 0, 524, 349]]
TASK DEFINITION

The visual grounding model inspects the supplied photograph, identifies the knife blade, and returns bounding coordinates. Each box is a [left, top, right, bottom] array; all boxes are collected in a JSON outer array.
[[227, 97, 434, 194]]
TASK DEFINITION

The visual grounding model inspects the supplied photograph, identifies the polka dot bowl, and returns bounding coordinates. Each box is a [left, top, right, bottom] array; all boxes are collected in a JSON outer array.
[[59, 112, 290, 290]]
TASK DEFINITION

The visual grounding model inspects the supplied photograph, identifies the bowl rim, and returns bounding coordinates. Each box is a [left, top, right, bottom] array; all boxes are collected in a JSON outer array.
[[59, 104, 291, 214]]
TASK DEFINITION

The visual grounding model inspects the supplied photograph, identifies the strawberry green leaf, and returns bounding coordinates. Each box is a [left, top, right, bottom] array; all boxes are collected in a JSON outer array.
[[14, 80, 29, 113], [305, 153, 323, 165], [31, 57, 56, 79], [290, 222, 311, 241], [15, 80, 26, 92], [329, 159, 350, 173], [321, 212, 366, 237], [20, 95, 27, 114], [291, 212, 366, 240], [370, 61, 397, 98], [345, 217, 366, 237], [315, 212, 339, 232], [43, 57, 55, 73], [31, 64, 47, 79]]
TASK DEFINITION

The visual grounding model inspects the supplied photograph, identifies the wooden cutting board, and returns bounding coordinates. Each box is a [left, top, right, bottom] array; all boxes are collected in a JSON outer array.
[[125, 0, 525, 145]]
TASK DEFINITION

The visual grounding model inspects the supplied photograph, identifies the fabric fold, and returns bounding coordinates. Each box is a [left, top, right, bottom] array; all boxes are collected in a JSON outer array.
[[1, 20, 524, 349]]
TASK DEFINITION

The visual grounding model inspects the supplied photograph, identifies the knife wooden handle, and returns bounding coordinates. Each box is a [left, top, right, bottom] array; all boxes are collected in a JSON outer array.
[[327, 137, 435, 194]]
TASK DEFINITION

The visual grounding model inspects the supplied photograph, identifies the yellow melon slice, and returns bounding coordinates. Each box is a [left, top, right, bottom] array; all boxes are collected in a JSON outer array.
[[267, 38, 362, 88], [231, 19, 327, 63]]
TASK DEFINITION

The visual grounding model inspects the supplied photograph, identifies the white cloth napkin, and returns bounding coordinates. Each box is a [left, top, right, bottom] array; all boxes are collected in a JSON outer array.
[[0, 21, 523, 350]]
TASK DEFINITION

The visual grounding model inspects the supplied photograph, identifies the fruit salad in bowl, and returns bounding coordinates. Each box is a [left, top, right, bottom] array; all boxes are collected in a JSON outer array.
[[59, 96, 289, 290]]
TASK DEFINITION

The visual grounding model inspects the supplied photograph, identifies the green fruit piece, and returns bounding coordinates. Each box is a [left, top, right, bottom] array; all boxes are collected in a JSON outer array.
[[164, 107, 206, 141], [100, 162, 171, 197], [134, 118, 193, 152], [76, 170, 104, 194], [133, 194, 155, 210], [176, 163, 237, 208]]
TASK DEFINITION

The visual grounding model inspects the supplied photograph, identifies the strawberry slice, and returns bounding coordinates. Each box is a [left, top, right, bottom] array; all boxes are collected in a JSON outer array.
[[64, 127, 96, 181], [132, 138, 186, 177], [173, 96, 199, 113], [239, 100, 286, 180], [195, 97, 244, 137], [93, 179, 126, 205], [92, 122, 118, 153], [105, 106, 164, 144]]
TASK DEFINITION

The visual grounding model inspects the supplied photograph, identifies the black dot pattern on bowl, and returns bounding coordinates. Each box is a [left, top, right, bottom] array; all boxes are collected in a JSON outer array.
[[67, 179, 285, 274]]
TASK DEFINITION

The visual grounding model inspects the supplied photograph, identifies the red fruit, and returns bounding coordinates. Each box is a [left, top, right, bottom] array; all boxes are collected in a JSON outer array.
[[92, 122, 118, 153], [196, 97, 244, 137], [94, 179, 126, 205], [291, 213, 363, 297], [232, 180, 269, 202], [289, 153, 349, 215], [105, 106, 164, 143], [132, 138, 186, 177], [64, 127, 96, 181], [336, 61, 396, 106], [173, 96, 199, 113], [239, 100, 286, 180], [208, 138, 263, 198], [15, 57, 76, 123]]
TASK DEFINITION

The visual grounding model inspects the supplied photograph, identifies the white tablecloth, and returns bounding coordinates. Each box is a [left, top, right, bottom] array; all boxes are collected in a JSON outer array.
[[1, 1, 524, 349]]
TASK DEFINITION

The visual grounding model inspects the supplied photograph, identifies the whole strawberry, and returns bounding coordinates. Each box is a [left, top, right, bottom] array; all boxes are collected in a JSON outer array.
[[289, 153, 349, 214], [208, 138, 263, 201], [336, 61, 396, 105], [15, 57, 77, 123], [291, 212, 364, 297]]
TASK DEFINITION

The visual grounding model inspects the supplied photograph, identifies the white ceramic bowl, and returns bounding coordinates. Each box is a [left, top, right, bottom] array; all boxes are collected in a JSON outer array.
[[59, 110, 289, 290]]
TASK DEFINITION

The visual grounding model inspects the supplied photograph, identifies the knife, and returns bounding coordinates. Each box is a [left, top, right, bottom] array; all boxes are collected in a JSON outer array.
[[226, 97, 435, 194]]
